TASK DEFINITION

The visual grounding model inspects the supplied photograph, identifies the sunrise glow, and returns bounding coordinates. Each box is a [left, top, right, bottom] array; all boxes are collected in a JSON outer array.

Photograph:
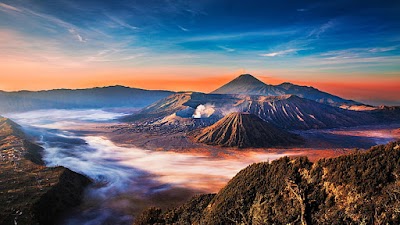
[[1, 0, 399, 106]]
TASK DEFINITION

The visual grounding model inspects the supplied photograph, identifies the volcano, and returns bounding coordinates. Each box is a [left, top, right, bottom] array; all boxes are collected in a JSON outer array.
[[124, 92, 377, 130], [212, 74, 283, 96], [192, 112, 303, 148], [212, 74, 362, 107]]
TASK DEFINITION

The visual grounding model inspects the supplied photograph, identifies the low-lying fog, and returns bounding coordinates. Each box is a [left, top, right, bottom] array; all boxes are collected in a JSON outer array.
[[8, 109, 400, 224], [7, 109, 296, 225]]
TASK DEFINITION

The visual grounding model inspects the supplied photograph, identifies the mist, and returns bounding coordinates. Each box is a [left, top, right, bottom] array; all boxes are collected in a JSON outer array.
[[7, 109, 296, 225]]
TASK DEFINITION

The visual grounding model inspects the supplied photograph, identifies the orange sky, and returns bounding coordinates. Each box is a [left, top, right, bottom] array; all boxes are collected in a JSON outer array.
[[1, 1, 399, 106], [0, 64, 399, 106]]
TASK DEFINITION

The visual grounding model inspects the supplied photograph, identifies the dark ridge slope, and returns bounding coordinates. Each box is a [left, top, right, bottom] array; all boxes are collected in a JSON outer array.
[[136, 141, 400, 225], [192, 112, 303, 148], [0, 117, 91, 225]]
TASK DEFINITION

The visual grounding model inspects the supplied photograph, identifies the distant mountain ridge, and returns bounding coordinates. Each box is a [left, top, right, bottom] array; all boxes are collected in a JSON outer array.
[[212, 74, 362, 107], [0, 85, 174, 113]]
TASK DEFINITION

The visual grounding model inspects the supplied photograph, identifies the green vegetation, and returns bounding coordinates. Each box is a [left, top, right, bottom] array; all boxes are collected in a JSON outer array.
[[135, 141, 400, 224]]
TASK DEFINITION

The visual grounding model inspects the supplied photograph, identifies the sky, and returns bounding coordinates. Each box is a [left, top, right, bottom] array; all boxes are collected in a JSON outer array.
[[0, 0, 399, 105]]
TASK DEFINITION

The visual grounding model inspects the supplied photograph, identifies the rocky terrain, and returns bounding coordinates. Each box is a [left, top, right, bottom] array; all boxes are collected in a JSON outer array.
[[192, 112, 303, 148], [231, 95, 376, 130], [122, 92, 232, 123], [123, 91, 381, 130], [135, 141, 400, 225], [0, 116, 91, 225], [212, 74, 363, 108], [122, 75, 400, 133]]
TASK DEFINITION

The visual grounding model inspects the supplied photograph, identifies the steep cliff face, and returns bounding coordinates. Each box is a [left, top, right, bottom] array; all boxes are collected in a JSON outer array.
[[136, 141, 400, 225], [0, 117, 91, 225], [192, 112, 303, 148]]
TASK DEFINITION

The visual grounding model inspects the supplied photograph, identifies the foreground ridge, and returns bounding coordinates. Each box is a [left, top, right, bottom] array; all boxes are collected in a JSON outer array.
[[136, 141, 400, 225], [0, 116, 91, 225]]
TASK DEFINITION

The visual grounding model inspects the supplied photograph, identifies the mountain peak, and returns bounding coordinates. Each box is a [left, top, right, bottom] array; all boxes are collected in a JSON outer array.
[[233, 74, 265, 84], [211, 74, 362, 107], [237, 74, 256, 79], [211, 74, 284, 95]]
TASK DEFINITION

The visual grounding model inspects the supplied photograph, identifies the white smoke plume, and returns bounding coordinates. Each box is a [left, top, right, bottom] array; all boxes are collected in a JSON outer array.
[[192, 104, 215, 118]]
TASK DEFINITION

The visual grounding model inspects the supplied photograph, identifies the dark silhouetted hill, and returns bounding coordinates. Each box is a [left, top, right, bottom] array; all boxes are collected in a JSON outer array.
[[0, 85, 173, 113]]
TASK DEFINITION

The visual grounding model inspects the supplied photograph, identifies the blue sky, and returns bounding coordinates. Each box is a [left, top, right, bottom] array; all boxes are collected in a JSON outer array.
[[0, 0, 399, 104]]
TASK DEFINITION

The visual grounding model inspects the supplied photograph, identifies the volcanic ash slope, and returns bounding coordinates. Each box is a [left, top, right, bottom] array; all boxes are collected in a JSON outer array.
[[192, 112, 303, 148]]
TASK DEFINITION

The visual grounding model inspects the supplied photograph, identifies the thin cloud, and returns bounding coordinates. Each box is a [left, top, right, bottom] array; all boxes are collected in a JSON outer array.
[[308, 19, 336, 38], [178, 25, 189, 32], [368, 46, 397, 53], [8, 5, 88, 43], [259, 49, 299, 57], [68, 29, 87, 43], [321, 46, 398, 59], [0, 29, 86, 67], [184, 29, 298, 42], [24, 8, 72, 29], [217, 45, 235, 52], [107, 15, 139, 31], [0, 2, 22, 12], [303, 55, 400, 67], [86, 46, 148, 63]]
